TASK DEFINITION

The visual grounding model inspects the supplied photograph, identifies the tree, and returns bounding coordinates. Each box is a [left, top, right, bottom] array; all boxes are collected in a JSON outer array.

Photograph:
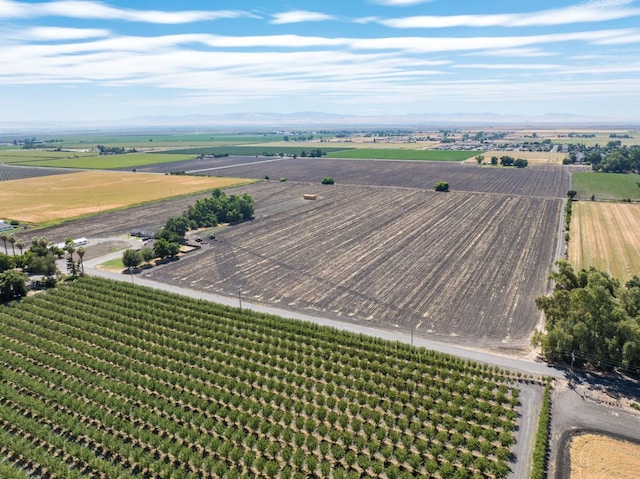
[[141, 246, 154, 265], [8, 234, 16, 256], [513, 158, 528, 168], [153, 239, 173, 260], [475, 155, 484, 165], [76, 247, 86, 274], [15, 239, 24, 256], [0, 269, 28, 303], [122, 249, 142, 272], [567, 190, 577, 200], [434, 181, 449, 192], [0, 232, 8, 253], [0, 253, 14, 273], [321, 177, 335, 185], [500, 156, 515, 166], [490, 156, 498, 165], [534, 261, 640, 371]]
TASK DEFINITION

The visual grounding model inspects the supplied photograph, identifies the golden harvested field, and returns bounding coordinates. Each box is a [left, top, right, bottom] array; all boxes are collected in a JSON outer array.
[[569, 201, 640, 281], [571, 434, 640, 479], [0, 171, 251, 224], [464, 150, 567, 165]]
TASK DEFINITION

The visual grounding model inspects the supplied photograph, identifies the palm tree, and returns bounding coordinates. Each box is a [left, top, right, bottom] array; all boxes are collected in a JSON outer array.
[[15, 239, 24, 256], [76, 247, 85, 274], [0, 232, 8, 254], [8, 234, 16, 256]]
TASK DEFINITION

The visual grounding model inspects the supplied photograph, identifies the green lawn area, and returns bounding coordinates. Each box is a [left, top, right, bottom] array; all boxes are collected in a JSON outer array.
[[573, 171, 640, 200], [7, 153, 198, 169], [325, 148, 482, 161]]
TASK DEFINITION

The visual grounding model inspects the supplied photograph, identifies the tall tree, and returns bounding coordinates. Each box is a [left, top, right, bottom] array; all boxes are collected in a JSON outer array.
[[122, 249, 142, 272], [0, 232, 8, 254], [8, 234, 16, 256], [0, 269, 28, 303]]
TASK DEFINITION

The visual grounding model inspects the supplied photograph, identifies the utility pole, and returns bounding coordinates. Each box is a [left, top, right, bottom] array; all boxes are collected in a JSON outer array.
[[570, 350, 575, 386], [237, 285, 242, 311]]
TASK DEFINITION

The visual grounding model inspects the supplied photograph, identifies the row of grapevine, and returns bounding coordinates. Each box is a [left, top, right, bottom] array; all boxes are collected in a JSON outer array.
[[0, 276, 524, 478]]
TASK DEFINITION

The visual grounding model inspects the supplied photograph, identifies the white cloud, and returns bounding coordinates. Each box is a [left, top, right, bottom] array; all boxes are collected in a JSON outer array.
[[380, 0, 640, 28], [372, 0, 433, 5], [271, 10, 335, 25], [24, 26, 110, 40], [0, 0, 253, 24], [473, 48, 556, 58]]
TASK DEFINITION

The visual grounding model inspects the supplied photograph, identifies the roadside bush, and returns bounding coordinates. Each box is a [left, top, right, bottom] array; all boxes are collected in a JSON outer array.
[[321, 177, 335, 185]]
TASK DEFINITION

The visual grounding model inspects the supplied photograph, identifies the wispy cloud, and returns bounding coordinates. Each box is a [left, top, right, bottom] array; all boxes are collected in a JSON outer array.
[[271, 10, 335, 25], [24, 26, 111, 41], [0, 0, 253, 24], [372, 0, 433, 6], [380, 0, 640, 28]]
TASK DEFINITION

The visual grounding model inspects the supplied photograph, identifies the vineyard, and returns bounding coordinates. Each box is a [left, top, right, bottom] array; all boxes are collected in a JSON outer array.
[[0, 277, 522, 479]]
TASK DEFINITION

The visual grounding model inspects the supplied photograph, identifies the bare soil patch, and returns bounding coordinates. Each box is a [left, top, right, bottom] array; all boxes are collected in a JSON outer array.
[[570, 434, 640, 479], [146, 182, 562, 347], [136, 157, 571, 198]]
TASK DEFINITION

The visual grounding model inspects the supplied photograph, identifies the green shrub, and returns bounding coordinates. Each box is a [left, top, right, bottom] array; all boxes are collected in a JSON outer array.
[[434, 181, 450, 192], [321, 177, 335, 185]]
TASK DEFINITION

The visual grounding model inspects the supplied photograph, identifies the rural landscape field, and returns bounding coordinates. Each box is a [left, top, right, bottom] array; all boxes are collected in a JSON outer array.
[[2, 126, 640, 479]]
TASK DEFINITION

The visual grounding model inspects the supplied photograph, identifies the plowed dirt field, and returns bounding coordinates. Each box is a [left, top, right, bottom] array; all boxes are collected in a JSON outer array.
[[147, 181, 562, 347]]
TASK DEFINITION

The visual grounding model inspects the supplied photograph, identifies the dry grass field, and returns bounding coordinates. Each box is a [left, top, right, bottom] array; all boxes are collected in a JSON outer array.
[[569, 201, 640, 282], [0, 171, 251, 224], [570, 434, 640, 478]]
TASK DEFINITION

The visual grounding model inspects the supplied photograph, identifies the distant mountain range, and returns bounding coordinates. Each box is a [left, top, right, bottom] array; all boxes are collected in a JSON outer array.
[[1, 111, 638, 133]]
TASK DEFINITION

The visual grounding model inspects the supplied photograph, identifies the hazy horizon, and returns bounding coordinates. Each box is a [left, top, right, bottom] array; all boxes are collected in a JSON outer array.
[[2, 0, 640, 124]]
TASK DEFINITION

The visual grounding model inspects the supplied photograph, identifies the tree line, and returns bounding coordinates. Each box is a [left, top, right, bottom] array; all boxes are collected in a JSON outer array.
[[123, 189, 254, 269], [534, 260, 640, 374]]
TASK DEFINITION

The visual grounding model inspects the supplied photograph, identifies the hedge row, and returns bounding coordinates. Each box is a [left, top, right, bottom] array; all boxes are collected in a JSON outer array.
[[531, 381, 552, 479]]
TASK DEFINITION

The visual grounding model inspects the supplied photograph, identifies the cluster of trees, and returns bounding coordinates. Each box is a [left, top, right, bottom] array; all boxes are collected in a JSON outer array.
[[590, 145, 640, 173], [488, 156, 528, 168], [126, 189, 255, 267], [0, 235, 72, 303], [534, 261, 640, 373], [300, 148, 324, 157], [96, 145, 136, 155], [565, 142, 640, 173]]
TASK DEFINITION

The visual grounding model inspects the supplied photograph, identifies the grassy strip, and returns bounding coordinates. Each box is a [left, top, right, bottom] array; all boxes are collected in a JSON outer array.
[[325, 148, 481, 161], [7, 153, 199, 169], [573, 171, 640, 200], [162, 146, 346, 156], [531, 381, 552, 479]]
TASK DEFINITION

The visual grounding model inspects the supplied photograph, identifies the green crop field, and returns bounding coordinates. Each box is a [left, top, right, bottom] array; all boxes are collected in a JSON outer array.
[[0, 149, 98, 165], [0, 276, 522, 479], [164, 146, 346, 156], [325, 149, 482, 161], [573, 171, 640, 200], [6, 153, 198, 169]]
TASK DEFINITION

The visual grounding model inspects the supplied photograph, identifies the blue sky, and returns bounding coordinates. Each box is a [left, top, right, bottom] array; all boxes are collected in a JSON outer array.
[[1, 0, 640, 123]]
